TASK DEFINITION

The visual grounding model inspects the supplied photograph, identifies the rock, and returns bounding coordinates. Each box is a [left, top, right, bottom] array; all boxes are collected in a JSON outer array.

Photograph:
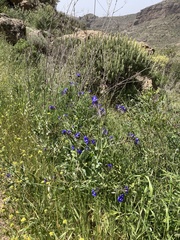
[[0, 13, 26, 45], [61, 30, 106, 42], [19, 0, 36, 10], [138, 42, 155, 55], [134, 0, 180, 25]]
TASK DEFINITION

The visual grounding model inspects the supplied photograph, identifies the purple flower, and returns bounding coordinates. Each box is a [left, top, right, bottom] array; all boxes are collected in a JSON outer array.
[[71, 145, 75, 150], [134, 137, 140, 145], [92, 96, 98, 105], [74, 132, 80, 139], [62, 88, 68, 95], [6, 173, 11, 178], [117, 194, 125, 202], [62, 129, 67, 134], [91, 189, 97, 197], [102, 127, 108, 135], [67, 130, 71, 135], [78, 91, 84, 96], [77, 149, 82, 154], [116, 104, 127, 113], [109, 136, 113, 140], [107, 163, 113, 169], [76, 73, 81, 77], [128, 133, 135, 139], [84, 136, 89, 145], [98, 107, 106, 116], [69, 81, 75, 85], [124, 186, 129, 194], [91, 139, 96, 145], [49, 105, 56, 110]]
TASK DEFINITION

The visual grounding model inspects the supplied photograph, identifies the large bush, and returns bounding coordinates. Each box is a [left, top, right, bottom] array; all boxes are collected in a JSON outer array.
[[68, 34, 162, 100]]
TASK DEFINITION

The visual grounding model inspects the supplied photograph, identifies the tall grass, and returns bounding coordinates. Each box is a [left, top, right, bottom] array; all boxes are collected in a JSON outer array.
[[0, 2, 180, 239]]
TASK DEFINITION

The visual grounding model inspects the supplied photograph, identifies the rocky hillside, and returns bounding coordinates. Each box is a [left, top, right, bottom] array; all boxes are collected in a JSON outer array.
[[79, 0, 180, 55]]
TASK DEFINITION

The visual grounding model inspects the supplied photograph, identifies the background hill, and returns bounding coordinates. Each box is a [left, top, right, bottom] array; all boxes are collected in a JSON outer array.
[[79, 0, 180, 57]]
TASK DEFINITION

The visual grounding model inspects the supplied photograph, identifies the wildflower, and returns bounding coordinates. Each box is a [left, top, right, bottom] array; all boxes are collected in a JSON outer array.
[[6, 173, 11, 178], [63, 219, 67, 224], [74, 132, 80, 139], [69, 81, 75, 85], [58, 116, 61, 120], [76, 73, 81, 77], [62, 129, 67, 134], [49, 105, 56, 110], [128, 133, 135, 139], [21, 217, 26, 223], [71, 145, 75, 150], [78, 91, 84, 96], [84, 136, 89, 145], [98, 107, 106, 116], [91, 189, 98, 197], [109, 135, 113, 140], [67, 130, 71, 135], [44, 178, 48, 183], [62, 88, 68, 95], [134, 137, 140, 145], [49, 232, 54, 237], [124, 186, 129, 194], [77, 149, 82, 154], [116, 104, 127, 113], [92, 95, 98, 105], [91, 139, 96, 145], [102, 127, 108, 135], [117, 194, 125, 202], [79, 238, 84, 240], [107, 163, 113, 169]]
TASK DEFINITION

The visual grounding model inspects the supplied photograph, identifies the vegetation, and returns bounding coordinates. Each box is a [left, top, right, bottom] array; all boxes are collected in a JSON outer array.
[[0, 2, 180, 240]]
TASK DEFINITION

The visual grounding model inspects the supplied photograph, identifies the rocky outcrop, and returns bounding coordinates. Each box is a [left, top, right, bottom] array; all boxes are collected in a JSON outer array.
[[134, 0, 180, 25], [61, 29, 105, 41], [0, 13, 26, 44]]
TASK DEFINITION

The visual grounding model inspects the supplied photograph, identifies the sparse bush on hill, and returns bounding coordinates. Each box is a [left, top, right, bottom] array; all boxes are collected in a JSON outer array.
[[66, 34, 163, 101]]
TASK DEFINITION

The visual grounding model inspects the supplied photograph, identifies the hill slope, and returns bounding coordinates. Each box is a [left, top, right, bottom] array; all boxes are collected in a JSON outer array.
[[79, 0, 180, 55]]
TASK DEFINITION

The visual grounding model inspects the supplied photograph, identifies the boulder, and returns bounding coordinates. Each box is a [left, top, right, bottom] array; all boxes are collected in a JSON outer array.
[[0, 13, 26, 44]]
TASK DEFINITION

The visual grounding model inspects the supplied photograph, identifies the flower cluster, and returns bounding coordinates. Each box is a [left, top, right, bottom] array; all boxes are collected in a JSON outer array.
[[128, 133, 140, 145], [116, 104, 127, 113]]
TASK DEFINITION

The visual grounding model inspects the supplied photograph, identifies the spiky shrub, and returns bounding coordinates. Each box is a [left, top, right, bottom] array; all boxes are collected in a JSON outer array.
[[70, 34, 158, 100]]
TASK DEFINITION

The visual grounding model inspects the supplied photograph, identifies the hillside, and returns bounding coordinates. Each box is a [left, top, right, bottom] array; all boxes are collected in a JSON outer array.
[[79, 0, 180, 56]]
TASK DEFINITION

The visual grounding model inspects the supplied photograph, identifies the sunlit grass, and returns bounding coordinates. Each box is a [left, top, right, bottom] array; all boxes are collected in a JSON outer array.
[[0, 37, 179, 240]]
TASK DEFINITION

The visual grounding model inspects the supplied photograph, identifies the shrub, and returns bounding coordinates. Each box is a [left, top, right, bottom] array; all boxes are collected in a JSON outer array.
[[68, 34, 161, 100]]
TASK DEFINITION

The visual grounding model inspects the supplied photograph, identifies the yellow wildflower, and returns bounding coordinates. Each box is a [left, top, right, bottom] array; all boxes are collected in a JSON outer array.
[[21, 217, 26, 223], [63, 219, 67, 225]]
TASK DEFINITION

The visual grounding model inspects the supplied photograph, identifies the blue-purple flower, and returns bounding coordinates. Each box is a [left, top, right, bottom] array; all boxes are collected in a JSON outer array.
[[102, 127, 108, 135], [116, 104, 127, 113], [76, 73, 81, 77], [91, 139, 96, 145], [107, 163, 113, 169], [6, 173, 11, 178], [71, 145, 75, 150], [62, 129, 67, 134], [134, 137, 140, 145], [62, 88, 68, 95], [84, 136, 89, 145], [91, 189, 98, 197], [74, 132, 80, 139], [124, 186, 129, 194], [78, 91, 84, 96], [117, 194, 125, 202], [128, 133, 135, 139], [49, 105, 56, 110], [77, 149, 82, 154], [92, 96, 98, 105]]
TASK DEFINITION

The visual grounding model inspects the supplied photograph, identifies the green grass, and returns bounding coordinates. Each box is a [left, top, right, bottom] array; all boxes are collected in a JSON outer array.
[[0, 35, 179, 240]]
